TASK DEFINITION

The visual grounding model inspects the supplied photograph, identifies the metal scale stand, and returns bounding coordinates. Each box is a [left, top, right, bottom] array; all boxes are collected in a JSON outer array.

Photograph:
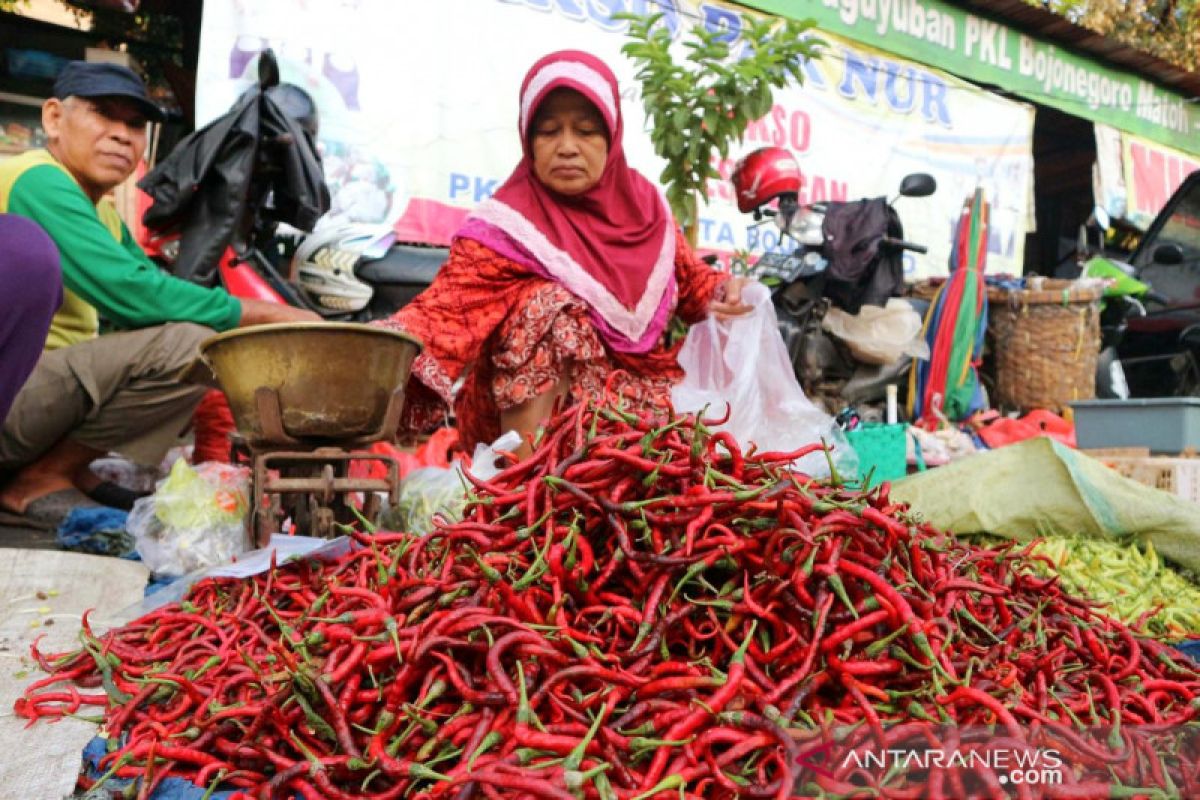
[[236, 386, 406, 546]]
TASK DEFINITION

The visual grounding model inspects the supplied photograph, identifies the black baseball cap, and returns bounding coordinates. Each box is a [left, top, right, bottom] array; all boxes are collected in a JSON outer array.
[[52, 61, 165, 122]]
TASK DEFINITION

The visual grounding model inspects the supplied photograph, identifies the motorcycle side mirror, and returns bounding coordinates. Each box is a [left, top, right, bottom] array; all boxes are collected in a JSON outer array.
[[258, 49, 281, 90], [898, 173, 936, 197], [1153, 243, 1185, 265]]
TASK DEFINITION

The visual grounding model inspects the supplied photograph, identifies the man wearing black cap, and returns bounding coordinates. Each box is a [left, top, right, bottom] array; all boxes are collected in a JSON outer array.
[[0, 61, 316, 526]]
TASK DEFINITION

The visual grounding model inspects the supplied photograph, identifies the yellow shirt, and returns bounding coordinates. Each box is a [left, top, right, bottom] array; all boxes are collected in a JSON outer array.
[[0, 149, 240, 350]]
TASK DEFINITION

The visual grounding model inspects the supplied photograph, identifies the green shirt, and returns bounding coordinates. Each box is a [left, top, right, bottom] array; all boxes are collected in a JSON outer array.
[[0, 149, 241, 350]]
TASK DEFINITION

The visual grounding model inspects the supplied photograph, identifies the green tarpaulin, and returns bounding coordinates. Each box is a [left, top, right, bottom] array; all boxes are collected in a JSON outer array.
[[892, 437, 1200, 573]]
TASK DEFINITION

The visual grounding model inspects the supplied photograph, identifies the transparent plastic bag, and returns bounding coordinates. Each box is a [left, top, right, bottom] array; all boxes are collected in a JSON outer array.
[[382, 466, 469, 536], [672, 283, 856, 478], [821, 298, 930, 365], [380, 431, 521, 535], [127, 459, 250, 579]]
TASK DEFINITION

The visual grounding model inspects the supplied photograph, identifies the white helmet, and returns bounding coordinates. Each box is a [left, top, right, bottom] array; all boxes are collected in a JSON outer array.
[[293, 224, 392, 313]]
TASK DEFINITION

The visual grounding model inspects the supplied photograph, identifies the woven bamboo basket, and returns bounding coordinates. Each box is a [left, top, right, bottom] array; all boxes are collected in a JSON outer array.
[[987, 279, 1103, 413]]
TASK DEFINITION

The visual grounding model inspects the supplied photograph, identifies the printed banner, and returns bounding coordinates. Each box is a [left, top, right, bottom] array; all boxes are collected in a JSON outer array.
[[1092, 123, 1125, 222], [1093, 124, 1200, 232], [196, 0, 1035, 278], [746, 0, 1200, 157], [1120, 133, 1200, 230]]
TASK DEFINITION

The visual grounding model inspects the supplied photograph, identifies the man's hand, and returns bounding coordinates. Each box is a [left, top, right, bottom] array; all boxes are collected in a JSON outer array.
[[709, 276, 755, 320], [237, 298, 321, 327]]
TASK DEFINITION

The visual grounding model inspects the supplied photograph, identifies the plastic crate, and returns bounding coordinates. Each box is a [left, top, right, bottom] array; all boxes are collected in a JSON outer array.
[[1071, 398, 1200, 453], [847, 423, 907, 488], [1081, 447, 1151, 459], [1101, 455, 1200, 506]]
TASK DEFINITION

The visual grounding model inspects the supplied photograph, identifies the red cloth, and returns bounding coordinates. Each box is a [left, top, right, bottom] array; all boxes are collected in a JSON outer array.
[[192, 389, 236, 463], [471, 51, 674, 339], [977, 409, 1076, 449]]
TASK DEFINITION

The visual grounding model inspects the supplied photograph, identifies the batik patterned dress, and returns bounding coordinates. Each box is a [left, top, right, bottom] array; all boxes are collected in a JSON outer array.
[[375, 229, 725, 450]]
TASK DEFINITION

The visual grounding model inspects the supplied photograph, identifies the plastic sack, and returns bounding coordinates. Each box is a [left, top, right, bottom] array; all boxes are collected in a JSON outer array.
[[821, 298, 930, 365], [892, 437, 1200, 574], [127, 459, 250, 579], [672, 282, 856, 478], [380, 431, 521, 535]]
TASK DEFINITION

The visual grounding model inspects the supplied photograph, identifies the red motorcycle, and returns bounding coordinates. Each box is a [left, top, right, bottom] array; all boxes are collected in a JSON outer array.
[[139, 49, 442, 324]]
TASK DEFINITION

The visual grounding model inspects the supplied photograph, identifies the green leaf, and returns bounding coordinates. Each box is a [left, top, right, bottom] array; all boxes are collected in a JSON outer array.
[[672, 106, 691, 132], [619, 7, 827, 219]]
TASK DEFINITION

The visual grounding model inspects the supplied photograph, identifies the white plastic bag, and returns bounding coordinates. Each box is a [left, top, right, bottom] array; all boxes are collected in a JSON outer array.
[[468, 430, 523, 482], [821, 298, 930, 365], [672, 282, 855, 478], [127, 460, 250, 579], [380, 431, 522, 535]]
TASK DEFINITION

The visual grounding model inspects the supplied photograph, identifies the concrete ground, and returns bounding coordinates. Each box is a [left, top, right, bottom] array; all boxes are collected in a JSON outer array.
[[0, 512, 58, 550]]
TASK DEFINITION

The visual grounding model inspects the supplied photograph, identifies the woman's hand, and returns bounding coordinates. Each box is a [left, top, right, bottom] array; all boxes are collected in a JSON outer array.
[[709, 276, 755, 320]]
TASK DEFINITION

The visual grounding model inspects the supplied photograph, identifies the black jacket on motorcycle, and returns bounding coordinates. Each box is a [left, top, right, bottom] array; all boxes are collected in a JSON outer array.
[[820, 197, 904, 314], [138, 86, 330, 285]]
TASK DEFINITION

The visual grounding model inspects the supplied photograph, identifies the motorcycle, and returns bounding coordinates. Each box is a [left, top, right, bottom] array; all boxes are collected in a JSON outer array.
[[139, 49, 443, 321], [1069, 206, 1195, 399], [729, 146, 936, 417]]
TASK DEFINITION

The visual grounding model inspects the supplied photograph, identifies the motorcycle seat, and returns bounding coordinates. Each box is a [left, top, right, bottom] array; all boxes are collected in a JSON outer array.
[[904, 296, 931, 319], [842, 360, 912, 405], [357, 244, 448, 286]]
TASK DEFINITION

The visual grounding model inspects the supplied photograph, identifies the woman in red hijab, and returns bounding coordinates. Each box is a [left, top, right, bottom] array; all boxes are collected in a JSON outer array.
[[379, 50, 750, 452]]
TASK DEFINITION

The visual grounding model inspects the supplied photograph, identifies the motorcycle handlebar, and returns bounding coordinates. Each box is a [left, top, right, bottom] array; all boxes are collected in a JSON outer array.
[[880, 236, 928, 254]]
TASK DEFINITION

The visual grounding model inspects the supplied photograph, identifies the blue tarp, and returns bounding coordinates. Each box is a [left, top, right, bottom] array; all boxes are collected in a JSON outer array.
[[81, 737, 241, 799]]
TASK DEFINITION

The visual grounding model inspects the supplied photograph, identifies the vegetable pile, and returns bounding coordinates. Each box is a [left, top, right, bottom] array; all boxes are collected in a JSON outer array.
[[1019, 535, 1200, 640], [16, 398, 1200, 799]]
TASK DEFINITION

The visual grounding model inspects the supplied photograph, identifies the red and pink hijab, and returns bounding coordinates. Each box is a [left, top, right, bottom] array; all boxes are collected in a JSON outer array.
[[456, 50, 677, 354]]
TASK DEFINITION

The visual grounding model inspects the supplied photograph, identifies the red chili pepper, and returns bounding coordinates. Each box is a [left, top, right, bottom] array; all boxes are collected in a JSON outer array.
[[14, 396, 1199, 799]]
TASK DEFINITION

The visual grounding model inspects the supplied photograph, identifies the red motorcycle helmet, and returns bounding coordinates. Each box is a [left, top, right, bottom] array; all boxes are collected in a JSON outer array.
[[730, 146, 803, 213]]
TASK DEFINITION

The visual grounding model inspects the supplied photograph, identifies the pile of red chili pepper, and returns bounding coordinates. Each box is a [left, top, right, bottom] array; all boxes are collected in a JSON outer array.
[[16, 398, 1200, 799]]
